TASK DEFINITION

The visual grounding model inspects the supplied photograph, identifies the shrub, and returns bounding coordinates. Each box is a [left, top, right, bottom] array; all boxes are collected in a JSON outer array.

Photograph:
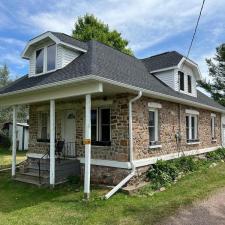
[[175, 156, 199, 173], [147, 160, 179, 189], [206, 148, 225, 161]]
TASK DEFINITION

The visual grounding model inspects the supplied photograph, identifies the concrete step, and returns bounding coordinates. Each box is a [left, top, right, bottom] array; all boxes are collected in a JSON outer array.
[[13, 176, 48, 187], [15, 172, 49, 184]]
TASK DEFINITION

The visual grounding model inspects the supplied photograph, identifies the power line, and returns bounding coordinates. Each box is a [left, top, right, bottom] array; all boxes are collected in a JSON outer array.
[[186, 0, 206, 59]]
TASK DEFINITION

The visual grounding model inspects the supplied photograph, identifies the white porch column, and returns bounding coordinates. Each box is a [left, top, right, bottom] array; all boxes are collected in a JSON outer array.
[[12, 105, 17, 177], [50, 99, 55, 187], [84, 94, 91, 199]]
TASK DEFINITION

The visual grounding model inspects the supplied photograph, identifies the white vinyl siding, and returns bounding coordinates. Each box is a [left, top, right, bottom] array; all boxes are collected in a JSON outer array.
[[155, 69, 175, 89], [29, 43, 80, 77]]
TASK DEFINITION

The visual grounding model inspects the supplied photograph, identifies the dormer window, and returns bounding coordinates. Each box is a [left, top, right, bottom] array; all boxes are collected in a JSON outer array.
[[35, 48, 44, 74], [35, 44, 56, 75], [179, 71, 184, 91], [187, 75, 192, 93], [47, 44, 56, 71]]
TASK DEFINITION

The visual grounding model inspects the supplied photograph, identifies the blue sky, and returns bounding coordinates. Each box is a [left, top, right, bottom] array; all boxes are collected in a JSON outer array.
[[0, 0, 224, 80]]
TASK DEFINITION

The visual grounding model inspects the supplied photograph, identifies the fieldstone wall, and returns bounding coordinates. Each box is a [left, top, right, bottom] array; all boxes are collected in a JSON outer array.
[[28, 94, 130, 161], [133, 97, 222, 160]]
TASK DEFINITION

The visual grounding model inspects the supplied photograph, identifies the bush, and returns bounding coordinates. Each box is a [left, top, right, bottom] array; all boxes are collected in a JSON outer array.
[[206, 148, 225, 161], [147, 160, 179, 189], [0, 134, 11, 149], [175, 156, 199, 173]]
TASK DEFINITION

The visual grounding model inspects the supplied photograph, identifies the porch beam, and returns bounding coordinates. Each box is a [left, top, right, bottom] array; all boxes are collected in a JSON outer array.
[[12, 105, 17, 177], [84, 94, 91, 199], [50, 99, 55, 187]]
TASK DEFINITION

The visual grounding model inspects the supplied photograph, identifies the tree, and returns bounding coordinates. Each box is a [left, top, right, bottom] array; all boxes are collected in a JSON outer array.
[[0, 64, 11, 88], [198, 43, 225, 106], [0, 65, 28, 126], [72, 14, 133, 55]]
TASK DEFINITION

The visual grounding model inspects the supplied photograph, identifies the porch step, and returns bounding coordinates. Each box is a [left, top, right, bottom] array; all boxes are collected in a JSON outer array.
[[14, 158, 81, 187]]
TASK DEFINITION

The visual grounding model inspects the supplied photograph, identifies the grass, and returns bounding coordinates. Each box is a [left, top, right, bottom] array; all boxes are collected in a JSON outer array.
[[1, 162, 225, 225], [0, 148, 27, 169]]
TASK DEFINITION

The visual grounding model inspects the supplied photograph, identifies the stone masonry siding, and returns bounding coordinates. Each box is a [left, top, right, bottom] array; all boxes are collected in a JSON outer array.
[[133, 97, 221, 160], [28, 94, 130, 161]]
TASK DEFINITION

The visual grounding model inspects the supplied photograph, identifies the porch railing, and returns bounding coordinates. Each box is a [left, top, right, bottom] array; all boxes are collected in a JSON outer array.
[[62, 142, 77, 158]]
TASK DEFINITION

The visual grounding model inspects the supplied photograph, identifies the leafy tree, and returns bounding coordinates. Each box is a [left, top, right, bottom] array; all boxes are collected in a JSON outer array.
[[198, 44, 225, 106], [72, 14, 133, 55]]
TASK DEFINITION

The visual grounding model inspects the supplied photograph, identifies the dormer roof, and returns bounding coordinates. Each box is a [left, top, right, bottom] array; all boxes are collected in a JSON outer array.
[[21, 31, 88, 59], [142, 51, 201, 80]]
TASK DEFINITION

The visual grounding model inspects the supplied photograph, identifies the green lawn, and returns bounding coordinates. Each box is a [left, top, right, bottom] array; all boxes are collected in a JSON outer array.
[[1, 162, 225, 225], [0, 148, 27, 169]]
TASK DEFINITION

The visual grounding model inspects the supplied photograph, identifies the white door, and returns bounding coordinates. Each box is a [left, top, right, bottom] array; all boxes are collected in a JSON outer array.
[[62, 110, 76, 157]]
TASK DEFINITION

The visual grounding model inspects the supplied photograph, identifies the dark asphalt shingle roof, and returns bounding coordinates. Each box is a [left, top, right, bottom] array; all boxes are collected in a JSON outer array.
[[51, 32, 88, 50], [1, 39, 224, 111], [142, 51, 184, 72]]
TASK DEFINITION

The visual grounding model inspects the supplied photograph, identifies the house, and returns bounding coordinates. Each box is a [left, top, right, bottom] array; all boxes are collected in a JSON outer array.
[[2, 122, 29, 150], [0, 31, 225, 199]]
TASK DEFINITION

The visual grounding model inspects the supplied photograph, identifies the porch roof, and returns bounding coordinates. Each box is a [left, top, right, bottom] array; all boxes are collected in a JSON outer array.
[[0, 39, 225, 112]]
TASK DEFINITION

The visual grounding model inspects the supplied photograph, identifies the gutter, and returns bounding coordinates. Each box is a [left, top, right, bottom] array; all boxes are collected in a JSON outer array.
[[105, 91, 142, 199], [0, 74, 224, 114]]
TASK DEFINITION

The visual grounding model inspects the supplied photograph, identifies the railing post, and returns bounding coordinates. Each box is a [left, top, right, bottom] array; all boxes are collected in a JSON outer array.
[[50, 99, 55, 187], [12, 105, 17, 177], [84, 94, 91, 200]]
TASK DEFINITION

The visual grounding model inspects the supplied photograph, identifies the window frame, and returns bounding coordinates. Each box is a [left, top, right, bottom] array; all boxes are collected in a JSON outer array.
[[187, 75, 192, 93], [211, 114, 216, 140], [148, 108, 159, 146], [178, 71, 185, 91], [35, 47, 44, 75], [37, 112, 50, 142], [35, 44, 57, 75], [47, 44, 56, 72], [186, 114, 199, 143], [91, 107, 111, 145]]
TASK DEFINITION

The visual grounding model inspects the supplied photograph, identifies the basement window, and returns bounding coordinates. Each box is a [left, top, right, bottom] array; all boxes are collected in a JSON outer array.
[[91, 108, 111, 146]]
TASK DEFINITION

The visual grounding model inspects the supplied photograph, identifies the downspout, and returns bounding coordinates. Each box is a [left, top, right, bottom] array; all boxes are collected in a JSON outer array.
[[105, 91, 142, 199]]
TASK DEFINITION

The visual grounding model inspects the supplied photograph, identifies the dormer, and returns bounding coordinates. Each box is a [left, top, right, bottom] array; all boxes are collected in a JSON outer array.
[[142, 51, 202, 98], [21, 31, 87, 77]]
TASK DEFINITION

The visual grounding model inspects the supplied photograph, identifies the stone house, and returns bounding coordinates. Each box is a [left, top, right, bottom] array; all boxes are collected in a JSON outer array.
[[0, 31, 225, 199]]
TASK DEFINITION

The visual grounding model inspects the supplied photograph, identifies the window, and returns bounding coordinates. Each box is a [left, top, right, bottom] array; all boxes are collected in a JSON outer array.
[[148, 109, 159, 145], [35, 48, 44, 74], [91, 108, 111, 144], [187, 75, 192, 93], [47, 44, 56, 71], [186, 114, 198, 142], [211, 114, 216, 140], [179, 71, 184, 91], [38, 112, 50, 141]]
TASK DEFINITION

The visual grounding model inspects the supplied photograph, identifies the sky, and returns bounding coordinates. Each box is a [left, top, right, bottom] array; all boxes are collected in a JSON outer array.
[[0, 0, 224, 80]]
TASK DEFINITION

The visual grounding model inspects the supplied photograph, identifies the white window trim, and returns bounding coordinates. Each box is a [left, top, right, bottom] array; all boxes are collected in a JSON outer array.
[[211, 114, 216, 140], [38, 112, 50, 140], [186, 114, 198, 142], [35, 44, 57, 76], [149, 108, 159, 145], [148, 102, 162, 109], [187, 75, 192, 94], [185, 109, 199, 115], [91, 107, 111, 142]]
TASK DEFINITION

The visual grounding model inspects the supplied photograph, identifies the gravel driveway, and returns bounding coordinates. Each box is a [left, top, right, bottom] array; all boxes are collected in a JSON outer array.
[[158, 188, 225, 225]]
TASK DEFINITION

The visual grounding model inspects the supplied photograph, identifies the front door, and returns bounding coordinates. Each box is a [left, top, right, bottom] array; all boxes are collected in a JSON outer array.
[[62, 110, 76, 157]]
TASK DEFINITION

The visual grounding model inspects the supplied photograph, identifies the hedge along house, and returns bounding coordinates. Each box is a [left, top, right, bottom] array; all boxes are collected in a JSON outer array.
[[1, 31, 225, 199]]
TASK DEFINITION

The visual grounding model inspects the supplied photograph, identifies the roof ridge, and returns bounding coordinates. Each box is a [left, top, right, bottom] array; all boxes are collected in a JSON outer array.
[[142, 51, 173, 60]]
